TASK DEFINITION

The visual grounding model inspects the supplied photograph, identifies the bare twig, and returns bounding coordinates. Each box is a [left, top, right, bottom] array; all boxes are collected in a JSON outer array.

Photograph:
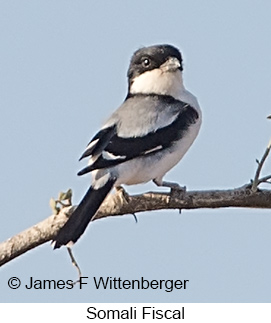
[[257, 174, 271, 185], [251, 138, 271, 192], [67, 247, 82, 285]]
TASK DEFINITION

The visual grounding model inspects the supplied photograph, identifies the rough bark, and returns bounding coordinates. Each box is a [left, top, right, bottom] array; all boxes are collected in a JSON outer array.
[[1, 185, 271, 267]]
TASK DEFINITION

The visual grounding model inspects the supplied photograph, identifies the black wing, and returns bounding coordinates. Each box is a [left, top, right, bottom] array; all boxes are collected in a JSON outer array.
[[78, 99, 198, 176], [79, 125, 117, 160]]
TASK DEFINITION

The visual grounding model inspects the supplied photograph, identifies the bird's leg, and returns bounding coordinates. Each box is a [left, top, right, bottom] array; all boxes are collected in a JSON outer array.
[[153, 179, 186, 214], [115, 186, 138, 223], [153, 179, 186, 193], [115, 186, 130, 203]]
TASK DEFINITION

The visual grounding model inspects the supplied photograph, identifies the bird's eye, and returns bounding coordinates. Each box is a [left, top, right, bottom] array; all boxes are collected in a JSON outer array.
[[142, 58, 151, 67]]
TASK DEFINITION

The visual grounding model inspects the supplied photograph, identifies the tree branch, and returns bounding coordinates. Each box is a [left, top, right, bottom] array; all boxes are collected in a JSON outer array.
[[1, 184, 271, 267], [251, 138, 271, 192]]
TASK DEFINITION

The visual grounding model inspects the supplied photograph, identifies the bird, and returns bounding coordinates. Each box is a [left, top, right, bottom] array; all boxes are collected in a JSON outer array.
[[53, 44, 202, 249]]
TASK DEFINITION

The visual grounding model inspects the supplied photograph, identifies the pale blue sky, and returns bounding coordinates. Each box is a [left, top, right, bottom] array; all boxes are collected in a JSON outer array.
[[1, 0, 271, 302]]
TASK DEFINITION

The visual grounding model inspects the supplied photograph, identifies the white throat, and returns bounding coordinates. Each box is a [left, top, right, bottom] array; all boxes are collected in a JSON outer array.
[[130, 69, 185, 100]]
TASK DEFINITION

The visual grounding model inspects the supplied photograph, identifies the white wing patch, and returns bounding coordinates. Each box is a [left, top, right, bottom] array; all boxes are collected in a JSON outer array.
[[143, 145, 163, 155], [102, 151, 126, 160], [85, 138, 99, 152]]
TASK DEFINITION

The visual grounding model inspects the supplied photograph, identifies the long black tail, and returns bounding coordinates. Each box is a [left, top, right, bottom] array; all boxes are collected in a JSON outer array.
[[53, 177, 116, 249]]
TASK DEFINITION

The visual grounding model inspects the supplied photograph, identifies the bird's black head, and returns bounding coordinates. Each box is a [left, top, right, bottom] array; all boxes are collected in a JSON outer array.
[[127, 44, 183, 81], [127, 44, 184, 97]]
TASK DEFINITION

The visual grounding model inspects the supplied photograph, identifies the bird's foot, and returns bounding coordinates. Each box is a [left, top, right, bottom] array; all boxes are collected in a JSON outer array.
[[115, 186, 130, 204], [153, 179, 186, 214], [153, 179, 186, 194], [115, 186, 138, 223]]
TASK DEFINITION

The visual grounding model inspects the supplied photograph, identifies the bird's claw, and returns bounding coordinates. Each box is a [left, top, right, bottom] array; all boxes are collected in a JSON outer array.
[[115, 186, 130, 204]]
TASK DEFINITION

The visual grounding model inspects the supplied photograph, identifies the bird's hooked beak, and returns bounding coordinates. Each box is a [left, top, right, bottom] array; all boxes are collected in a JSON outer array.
[[160, 57, 181, 72]]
